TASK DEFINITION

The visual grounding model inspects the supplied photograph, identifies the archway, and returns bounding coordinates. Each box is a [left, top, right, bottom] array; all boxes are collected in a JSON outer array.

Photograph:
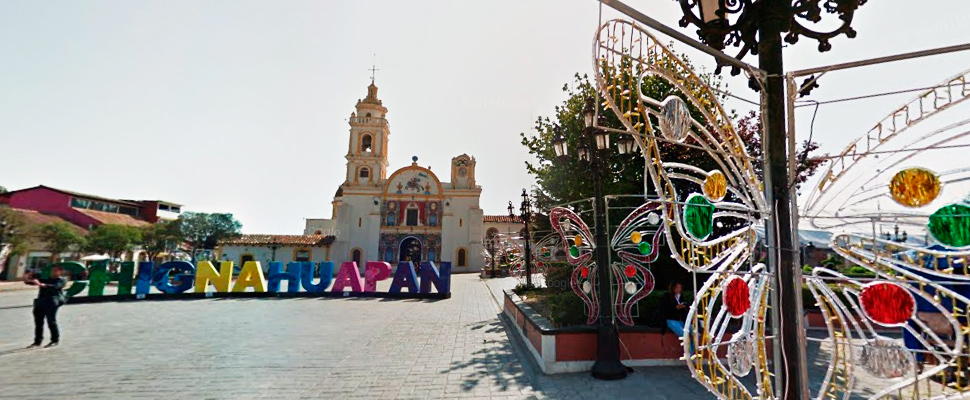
[[399, 237, 422, 265]]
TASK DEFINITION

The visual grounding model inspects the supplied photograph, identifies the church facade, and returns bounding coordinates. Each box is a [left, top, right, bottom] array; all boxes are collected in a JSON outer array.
[[304, 82, 485, 273]]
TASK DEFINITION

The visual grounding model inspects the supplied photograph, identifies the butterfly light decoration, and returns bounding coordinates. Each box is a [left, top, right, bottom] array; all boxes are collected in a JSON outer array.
[[590, 19, 773, 400]]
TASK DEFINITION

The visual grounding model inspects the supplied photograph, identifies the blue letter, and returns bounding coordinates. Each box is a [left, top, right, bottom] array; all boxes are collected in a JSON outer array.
[[135, 262, 154, 295], [389, 261, 418, 293], [420, 261, 451, 294], [153, 261, 195, 294], [301, 261, 334, 292], [268, 261, 303, 293]]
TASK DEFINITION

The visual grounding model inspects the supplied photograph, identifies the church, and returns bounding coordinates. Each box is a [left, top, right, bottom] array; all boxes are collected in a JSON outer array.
[[303, 81, 485, 273]]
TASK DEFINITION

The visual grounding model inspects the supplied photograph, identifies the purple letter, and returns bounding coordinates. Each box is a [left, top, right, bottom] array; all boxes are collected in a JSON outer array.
[[364, 261, 392, 292], [389, 261, 418, 293], [331, 262, 363, 292], [420, 261, 451, 294]]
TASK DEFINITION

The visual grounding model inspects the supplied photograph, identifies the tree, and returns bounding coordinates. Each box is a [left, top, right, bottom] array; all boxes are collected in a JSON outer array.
[[139, 220, 184, 262], [85, 224, 142, 261], [34, 221, 85, 263], [520, 62, 825, 290], [0, 208, 30, 274], [178, 212, 242, 262], [0, 186, 8, 194]]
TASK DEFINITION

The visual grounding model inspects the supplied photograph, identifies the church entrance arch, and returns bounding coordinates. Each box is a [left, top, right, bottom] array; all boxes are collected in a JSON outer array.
[[399, 236, 422, 265]]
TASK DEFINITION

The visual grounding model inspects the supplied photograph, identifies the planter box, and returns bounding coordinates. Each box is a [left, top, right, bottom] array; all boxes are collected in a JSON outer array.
[[502, 290, 730, 374]]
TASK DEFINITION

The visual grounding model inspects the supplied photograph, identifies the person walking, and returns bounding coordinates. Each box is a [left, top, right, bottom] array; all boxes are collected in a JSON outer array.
[[24, 265, 67, 348]]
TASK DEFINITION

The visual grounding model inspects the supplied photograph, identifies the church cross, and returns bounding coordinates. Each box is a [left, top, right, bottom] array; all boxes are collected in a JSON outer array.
[[369, 55, 379, 84]]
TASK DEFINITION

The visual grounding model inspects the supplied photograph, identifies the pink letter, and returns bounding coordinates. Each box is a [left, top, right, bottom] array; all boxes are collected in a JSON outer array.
[[364, 261, 392, 292], [331, 262, 363, 292]]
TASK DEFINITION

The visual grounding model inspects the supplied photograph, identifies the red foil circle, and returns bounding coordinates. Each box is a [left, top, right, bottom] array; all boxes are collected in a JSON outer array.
[[724, 277, 751, 317], [860, 282, 915, 326]]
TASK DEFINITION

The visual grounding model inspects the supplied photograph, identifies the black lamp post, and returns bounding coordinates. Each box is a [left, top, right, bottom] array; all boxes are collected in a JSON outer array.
[[551, 96, 628, 380], [486, 237, 497, 278], [884, 224, 908, 243], [508, 190, 535, 287], [674, 1, 869, 398], [267, 237, 282, 261]]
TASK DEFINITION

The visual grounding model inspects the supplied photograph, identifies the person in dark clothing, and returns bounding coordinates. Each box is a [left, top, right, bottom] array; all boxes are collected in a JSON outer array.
[[24, 265, 67, 348], [660, 281, 688, 336]]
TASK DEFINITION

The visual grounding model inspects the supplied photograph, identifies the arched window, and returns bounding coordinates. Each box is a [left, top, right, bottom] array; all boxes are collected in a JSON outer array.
[[385, 212, 395, 226], [351, 249, 362, 266], [359, 167, 370, 180], [361, 134, 373, 152], [486, 227, 498, 239], [457, 248, 467, 267]]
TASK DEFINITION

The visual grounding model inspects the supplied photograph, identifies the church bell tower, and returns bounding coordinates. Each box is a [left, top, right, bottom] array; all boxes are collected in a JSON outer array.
[[345, 80, 390, 185]]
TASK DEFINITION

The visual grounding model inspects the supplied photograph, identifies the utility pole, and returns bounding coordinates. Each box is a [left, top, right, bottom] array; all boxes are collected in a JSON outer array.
[[758, 1, 809, 398]]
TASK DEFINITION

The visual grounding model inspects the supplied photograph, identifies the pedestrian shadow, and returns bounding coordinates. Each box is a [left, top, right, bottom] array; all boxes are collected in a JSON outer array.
[[0, 346, 35, 357], [0, 305, 32, 310]]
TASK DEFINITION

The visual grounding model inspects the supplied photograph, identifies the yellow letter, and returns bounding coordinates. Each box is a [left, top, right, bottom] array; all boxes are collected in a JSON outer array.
[[195, 261, 233, 293], [233, 261, 266, 293]]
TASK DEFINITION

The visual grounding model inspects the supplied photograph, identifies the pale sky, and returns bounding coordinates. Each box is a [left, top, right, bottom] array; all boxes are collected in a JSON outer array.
[[2, 1, 969, 233]]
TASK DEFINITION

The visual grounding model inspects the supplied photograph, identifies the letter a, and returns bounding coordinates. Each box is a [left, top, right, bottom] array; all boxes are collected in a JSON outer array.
[[233, 261, 267, 292], [331, 262, 363, 292]]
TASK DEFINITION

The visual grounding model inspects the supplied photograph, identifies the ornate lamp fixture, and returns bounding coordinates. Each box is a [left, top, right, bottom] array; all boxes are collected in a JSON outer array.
[[677, 0, 869, 74]]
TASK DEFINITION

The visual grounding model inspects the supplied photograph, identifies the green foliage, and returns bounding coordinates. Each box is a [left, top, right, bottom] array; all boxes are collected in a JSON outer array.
[[139, 220, 184, 261], [802, 265, 814, 275], [34, 221, 85, 262], [844, 265, 876, 278], [0, 186, 7, 194], [0, 208, 30, 257], [178, 212, 242, 261], [545, 291, 588, 327], [521, 59, 824, 231], [85, 224, 142, 260], [821, 254, 843, 268], [542, 262, 572, 293]]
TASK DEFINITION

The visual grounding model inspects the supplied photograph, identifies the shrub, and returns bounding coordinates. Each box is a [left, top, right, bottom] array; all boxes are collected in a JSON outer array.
[[845, 266, 875, 278], [543, 262, 572, 293], [545, 291, 588, 326]]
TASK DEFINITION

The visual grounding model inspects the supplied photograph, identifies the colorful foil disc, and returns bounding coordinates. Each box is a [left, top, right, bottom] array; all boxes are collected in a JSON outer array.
[[724, 277, 750, 318], [574, 235, 583, 246], [580, 266, 589, 278], [630, 231, 642, 244], [889, 167, 941, 207], [860, 282, 915, 326], [569, 245, 580, 258], [683, 194, 715, 240], [928, 203, 970, 248], [703, 170, 728, 202], [624, 264, 637, 278], [638, 242, 652, 255]]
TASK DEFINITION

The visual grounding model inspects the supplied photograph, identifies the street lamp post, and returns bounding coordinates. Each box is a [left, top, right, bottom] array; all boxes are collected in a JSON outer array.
[[508, 190, 534, 287], [267, 237, 282, 261], [674, 1, 869, 398], [486, 237, 497, 278], [551, 97, 635, 380]]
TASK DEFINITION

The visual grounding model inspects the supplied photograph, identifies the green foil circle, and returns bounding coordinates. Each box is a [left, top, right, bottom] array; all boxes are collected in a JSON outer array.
[[683, 194, 714, 240], [638, 242, 652, 255], [569, 245, 580, 258], [928, 203, 970, 248]]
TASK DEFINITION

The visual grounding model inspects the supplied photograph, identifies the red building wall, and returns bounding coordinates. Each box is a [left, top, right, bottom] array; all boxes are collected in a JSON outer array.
[[5, 188, 100, 229]]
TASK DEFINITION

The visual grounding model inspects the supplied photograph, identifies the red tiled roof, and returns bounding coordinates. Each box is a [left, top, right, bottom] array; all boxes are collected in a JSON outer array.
[[74, 208, 151, 227], [483, 215, 521, 223], [220, 234, 336, 247], [4, 208, 88, 234]]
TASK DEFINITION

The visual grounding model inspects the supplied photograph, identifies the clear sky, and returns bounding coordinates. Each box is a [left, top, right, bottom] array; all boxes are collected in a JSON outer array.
[[2, 1, 969, 233]]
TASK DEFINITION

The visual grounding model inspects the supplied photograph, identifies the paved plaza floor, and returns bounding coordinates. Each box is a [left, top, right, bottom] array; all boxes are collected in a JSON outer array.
[[0, 274, 917, 399]]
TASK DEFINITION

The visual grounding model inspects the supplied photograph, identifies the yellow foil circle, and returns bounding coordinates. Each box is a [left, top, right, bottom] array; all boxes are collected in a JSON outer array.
[[574, 235, 583, 246], [889, 167, 941, 208], [703, 170, 728, 202], [630, 231, 642, 244]]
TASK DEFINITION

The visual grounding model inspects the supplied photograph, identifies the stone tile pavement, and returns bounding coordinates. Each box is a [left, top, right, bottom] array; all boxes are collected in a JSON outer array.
[[0, 273, 923, 399]]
